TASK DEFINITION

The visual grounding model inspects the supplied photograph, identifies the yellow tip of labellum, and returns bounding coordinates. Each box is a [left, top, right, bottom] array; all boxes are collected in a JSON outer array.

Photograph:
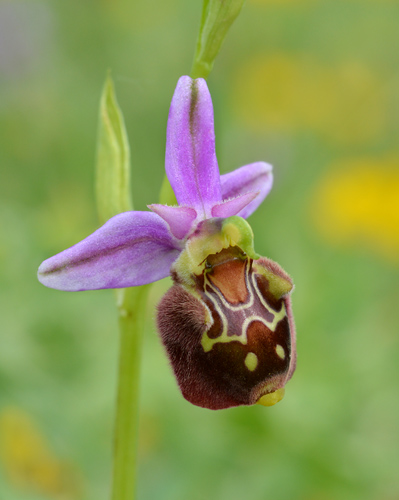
[[256, 388, 285, 407]]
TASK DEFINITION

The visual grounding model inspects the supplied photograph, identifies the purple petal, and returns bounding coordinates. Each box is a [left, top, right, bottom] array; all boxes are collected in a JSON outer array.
[[220, 162, 273, 219], [38, 212, 182, 291], [165, 76, 222, 218], [148, 204, 197, 240], [211, 192, 259, 218]]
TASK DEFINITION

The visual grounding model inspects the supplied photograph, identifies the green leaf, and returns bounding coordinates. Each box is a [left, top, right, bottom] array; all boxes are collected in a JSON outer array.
[[191, 0, 246, 79], [96, 73, 133, 225]]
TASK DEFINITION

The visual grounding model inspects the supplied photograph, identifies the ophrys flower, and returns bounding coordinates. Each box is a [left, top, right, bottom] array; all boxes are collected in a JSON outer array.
[[38, 76, 296, 409]]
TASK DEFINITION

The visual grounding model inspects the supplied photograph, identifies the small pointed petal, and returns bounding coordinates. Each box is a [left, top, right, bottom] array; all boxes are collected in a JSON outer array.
[[165, 76, 222, 218], [38, 212, 182, 291], [148, 204, 197, 240], [220, 162, 273, 218], [211, 191, 259, 218]]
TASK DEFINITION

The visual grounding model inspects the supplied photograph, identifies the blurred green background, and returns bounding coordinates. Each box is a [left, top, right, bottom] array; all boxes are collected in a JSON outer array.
[[1, 0, 399, 499]]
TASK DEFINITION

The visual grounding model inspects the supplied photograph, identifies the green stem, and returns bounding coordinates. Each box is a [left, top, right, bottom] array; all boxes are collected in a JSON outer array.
[[111, 285, 151, 500]]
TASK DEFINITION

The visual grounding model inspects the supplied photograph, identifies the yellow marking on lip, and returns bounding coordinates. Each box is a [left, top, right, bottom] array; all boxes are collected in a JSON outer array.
[[201, 308, 287, 353], [275, 344, 285, 360], [257, 388, 285, 407], [244, 352, 258, 371], [252, 262, 293, 299]]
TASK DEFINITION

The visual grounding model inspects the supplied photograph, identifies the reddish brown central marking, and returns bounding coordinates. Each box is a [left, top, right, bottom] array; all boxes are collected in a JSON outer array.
[[207, 258, 248, 304]]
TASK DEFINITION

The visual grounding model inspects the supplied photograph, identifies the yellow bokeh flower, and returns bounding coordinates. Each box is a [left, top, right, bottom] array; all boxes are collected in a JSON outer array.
[[0, 407, 83, 499], [309, 158, 399, 263], [232, 53, 387, 145]]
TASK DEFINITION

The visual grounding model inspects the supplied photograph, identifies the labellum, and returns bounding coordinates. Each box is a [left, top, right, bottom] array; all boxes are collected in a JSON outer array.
[[157, 217, 296, 410]]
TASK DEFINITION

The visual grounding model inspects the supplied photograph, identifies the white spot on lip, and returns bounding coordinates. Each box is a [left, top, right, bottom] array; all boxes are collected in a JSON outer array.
[[275, 344, 285, 360], [244, 352, 258, 371]]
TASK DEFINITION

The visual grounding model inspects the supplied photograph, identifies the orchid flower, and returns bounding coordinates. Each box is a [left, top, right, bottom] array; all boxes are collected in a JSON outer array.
[[38, 76, 296, 410]]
